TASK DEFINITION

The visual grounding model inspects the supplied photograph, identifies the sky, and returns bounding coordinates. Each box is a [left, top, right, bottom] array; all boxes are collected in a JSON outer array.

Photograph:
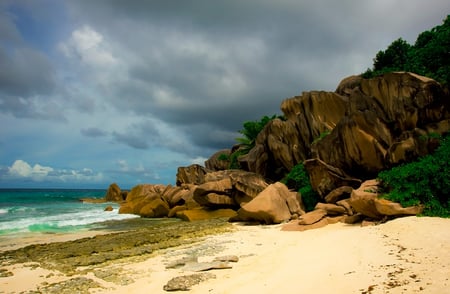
[[0, 0, 448, 189]]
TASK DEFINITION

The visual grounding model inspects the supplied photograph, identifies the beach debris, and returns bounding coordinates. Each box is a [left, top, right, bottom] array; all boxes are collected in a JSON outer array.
[[163, 273, 216, 291], [213, 255, 239, 263], [36, 277, 104, 294], [0, 268, 13, 277], [166, 256, 198, 269], [183, 261, 232, 272]]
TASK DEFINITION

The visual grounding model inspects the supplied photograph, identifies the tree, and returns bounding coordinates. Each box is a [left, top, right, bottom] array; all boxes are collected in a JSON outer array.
[[373, 38, 411, 72], [236, 115, 279, 152], [363, 15, 450, 86]]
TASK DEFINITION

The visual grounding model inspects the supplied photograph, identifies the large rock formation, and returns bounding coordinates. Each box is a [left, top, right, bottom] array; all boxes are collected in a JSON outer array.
[[117, 72, 446, 226], [239, 72, 449, 182], [104, 183, 126, 202], [314, 72, 449, 179]]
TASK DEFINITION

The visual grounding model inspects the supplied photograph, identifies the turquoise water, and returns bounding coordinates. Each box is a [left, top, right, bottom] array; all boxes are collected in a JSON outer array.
[[0, 189, 139, 236]]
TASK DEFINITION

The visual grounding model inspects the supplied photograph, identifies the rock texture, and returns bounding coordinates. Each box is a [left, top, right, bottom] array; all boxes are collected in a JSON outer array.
[[116, 72, 445, 226], [105, 183, 125, 202], [205, 149, 231, 171], [232, 182, 301, 224], [239, 72, 449, 182]]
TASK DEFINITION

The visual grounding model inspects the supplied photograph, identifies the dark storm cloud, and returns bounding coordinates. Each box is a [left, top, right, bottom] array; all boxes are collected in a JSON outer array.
[[80, 127, 108, 138], [0, 47, 55, 97], [66, 0, 449, 154], [0, 6, 58, 120], [111, 121, 162, 150]]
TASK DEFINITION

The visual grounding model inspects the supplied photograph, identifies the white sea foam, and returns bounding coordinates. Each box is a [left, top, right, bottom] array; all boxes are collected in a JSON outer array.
[[0, 203, 138, 234]]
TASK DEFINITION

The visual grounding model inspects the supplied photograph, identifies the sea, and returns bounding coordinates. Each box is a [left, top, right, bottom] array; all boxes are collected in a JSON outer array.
[[0, 188, 140, 239]]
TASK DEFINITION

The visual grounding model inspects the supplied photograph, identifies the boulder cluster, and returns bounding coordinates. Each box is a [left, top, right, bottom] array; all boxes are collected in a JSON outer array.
[[105, 72, 449, 229]]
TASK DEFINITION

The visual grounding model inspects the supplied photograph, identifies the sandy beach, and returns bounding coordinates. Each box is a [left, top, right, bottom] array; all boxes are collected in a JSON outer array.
[[1, 216, 449, 293]]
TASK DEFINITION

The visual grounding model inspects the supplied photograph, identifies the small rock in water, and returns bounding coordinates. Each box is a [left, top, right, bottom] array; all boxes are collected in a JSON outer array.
[[104, 205, 114, 211], [163, 273, 216, 291]]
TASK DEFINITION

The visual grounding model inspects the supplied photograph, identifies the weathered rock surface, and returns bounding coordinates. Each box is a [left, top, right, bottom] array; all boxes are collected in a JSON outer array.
[[350, 179, 423, 219], [232, 182, 297, 224], [374, 198, 424, 216], [193, 170, 268, 208], [176, 164, 208, 186], [176, 208, 237, 222], [105, 183, 125, 202], [297, 209, 327, 225], [314, 203, 347, 215], [314, 72, 449, 179], [324, 186, 353, 203], [304, 158, 361, 198], [163, 273, 216, 291], [193, 178, 235, 208], [205, 149, 231, 171], [237, 72, 449, 182]]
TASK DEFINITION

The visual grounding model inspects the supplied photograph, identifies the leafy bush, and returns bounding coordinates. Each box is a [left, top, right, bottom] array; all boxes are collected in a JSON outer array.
[[377, 134, 450, 217], [217, 153, 229, 161], [228, 149, 247, 169], [281, 163, 319, 211]]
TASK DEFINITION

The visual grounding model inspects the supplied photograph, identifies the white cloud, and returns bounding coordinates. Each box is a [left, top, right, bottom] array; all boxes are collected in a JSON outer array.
[[7, 159, 103, 183], [8, 159, 53, 180], [190, 156, 208, 166], [59, 25, 117, 67]]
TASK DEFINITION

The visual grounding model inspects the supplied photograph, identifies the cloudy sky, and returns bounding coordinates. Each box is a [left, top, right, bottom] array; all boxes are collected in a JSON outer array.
[[0, 1, 448, 189]]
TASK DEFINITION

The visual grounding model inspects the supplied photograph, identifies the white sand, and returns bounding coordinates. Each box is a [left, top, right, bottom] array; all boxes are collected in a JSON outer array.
[[1, 216, 449, 293]]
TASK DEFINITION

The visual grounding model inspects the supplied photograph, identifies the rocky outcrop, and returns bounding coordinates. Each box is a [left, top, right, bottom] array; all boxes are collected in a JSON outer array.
[[117, 72, 443, 226], [349, 179, 424, 218], [176, 164, 208, 186], [194, 170, 268, 208], [175, 208, 237, 222], [118, 174, 303, 224], [205, 149, 231, 171], [119, 170, 269, 220], [303, 158, 361, 198], [282, 179, 424, 231], [238, 72, 449, 182], [239, 91, 349, 179], [105, 183, 126, 202], [314, 72, 449, 179], [119, 184, 198, 217]]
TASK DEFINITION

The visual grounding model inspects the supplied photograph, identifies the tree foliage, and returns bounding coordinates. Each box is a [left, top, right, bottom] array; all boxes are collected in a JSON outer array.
[[236, 115, 280, 152], [228, 114, 283, 169], [363, 15, 450, 86], [377, 134, 450, 217]]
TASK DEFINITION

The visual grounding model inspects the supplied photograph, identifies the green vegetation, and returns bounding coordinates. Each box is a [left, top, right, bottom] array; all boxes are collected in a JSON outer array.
[[228, 114, 282, 169], [312, 130, 331, 144], [228, 149, 247, 169], [363, 15, 450, 86], [236, 115, 281, 152], [217, 153, 229, 161], [281, 163, 319, 211], [377, 134, 450, 217]]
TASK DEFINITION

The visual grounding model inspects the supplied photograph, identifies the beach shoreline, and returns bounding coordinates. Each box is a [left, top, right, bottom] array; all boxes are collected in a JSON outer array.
[[1, 216, 449, 293]]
